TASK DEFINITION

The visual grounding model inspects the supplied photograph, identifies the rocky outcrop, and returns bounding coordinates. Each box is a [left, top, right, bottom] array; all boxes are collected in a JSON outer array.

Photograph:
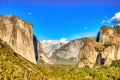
[[50, 38, 86, 64], [0, 15, 49, 64], [99, 25, 120, 66], [77, 25, 120, 68], [41, 39, 68, 58], [42, 43, 64, 58], [99, 26, 120, 45], [101, 44, 120, 66], [77, 38, 102, 68]]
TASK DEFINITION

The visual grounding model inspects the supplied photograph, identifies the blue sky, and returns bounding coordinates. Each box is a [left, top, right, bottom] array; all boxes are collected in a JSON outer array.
[[1, 0, 120, 41]]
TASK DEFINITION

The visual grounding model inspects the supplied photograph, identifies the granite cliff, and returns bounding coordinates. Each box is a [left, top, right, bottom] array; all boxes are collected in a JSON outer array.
[[0, 15, 49, 64], [77, 25, 120, 68], [50, 38, 86, 64], [77, 38, 100, 68], [99, 25, 120, 66]]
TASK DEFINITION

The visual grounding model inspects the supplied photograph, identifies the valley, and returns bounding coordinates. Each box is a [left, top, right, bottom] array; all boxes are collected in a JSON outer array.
[[0, 16, 120, 80]]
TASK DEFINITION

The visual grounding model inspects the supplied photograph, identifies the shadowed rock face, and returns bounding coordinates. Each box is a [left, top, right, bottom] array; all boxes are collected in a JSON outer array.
[[34, 36, 51, 64], [0, 15, 49, 64], [33, 35, 39, 61]]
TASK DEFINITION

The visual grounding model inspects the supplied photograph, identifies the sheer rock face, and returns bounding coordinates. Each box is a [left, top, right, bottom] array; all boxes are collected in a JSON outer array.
[[34, 36, 52, 64], [0, 16, 49, 64], [77, 26, 120, 68], [50, 38, 86, 64], [0, 16, 36, 63], [102, 44, 120, 66], [77, 38, 100, 68], [99, 26, 120, 66]]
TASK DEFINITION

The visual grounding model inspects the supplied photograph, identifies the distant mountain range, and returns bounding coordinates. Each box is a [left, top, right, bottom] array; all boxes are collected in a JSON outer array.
[[41, 39, 67, 57]]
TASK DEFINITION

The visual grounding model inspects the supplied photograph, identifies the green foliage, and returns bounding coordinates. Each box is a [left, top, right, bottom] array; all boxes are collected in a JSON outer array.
[[110, 60, 120, 68], [103, 44, 112, 48], [49, 65, 120, 80], [1, 39, 120, 80], [94, 45, 105, 52], [94, 44, 112, 52], [0, 40, 52, 80], [114, 25, 120, 34]]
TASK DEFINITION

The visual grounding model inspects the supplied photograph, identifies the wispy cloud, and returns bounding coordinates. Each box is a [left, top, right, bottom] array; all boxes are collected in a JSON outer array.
[[41, 38, 69, 44], [101, 20, 106, 24], [101, 12, 120, 25]]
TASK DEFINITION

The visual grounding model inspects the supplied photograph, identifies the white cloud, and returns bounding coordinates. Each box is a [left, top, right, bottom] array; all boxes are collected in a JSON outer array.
[[42, 40, 47, 44], [101, 20, 106, 24], [41, 38, 69, 45], [111, 12, 120, 24], [107, 20, 111, 23], [60, 38, 69, 43], [101, 12, 120, 25], [100, 16, 108, 24]]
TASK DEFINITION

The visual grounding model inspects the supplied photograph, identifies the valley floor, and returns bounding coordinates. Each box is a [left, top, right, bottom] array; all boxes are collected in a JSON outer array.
[[0, 39, 120, 80]]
